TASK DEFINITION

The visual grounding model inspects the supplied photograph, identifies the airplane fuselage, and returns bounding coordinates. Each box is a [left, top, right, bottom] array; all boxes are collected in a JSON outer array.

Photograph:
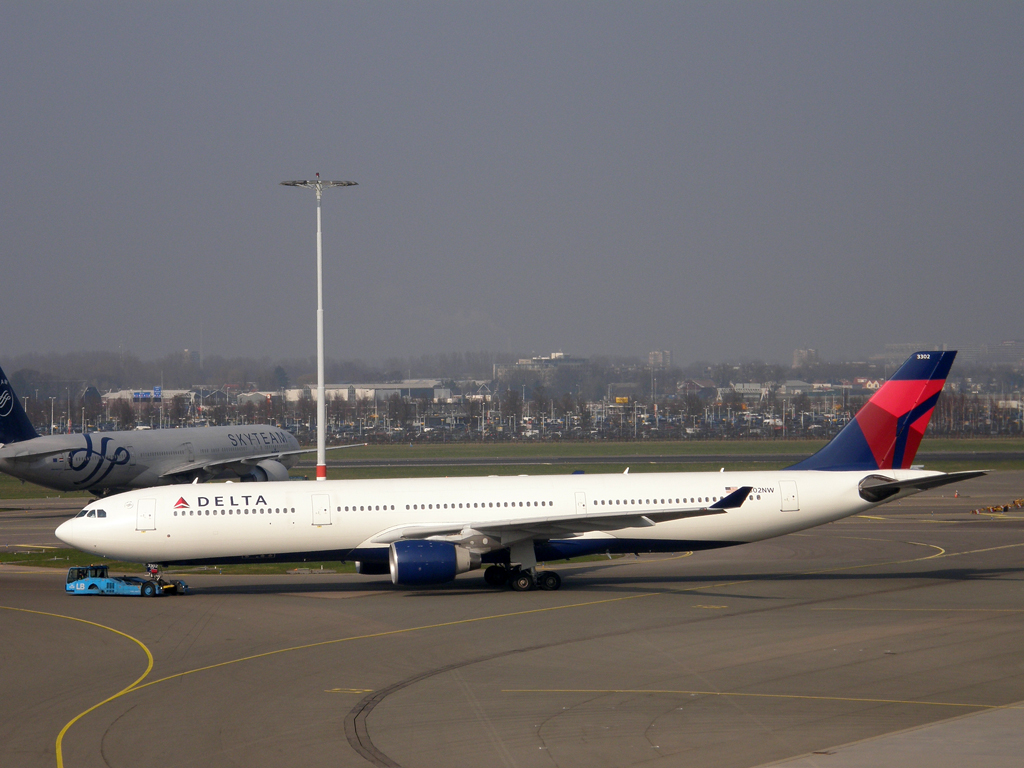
[[50, 351, 979, 591], [0, 426, 300, 494], [56, 468, 936, 567]]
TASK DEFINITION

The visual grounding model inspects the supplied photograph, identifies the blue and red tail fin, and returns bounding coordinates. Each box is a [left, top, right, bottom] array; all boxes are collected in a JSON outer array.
[[787, 351, 955, 472], [0, 365, 40, 444]]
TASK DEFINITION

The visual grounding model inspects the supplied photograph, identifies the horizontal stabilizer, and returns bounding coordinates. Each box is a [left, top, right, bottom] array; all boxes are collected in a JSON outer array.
[[859, 471, 988, 503], [0, 442, 76, 461]]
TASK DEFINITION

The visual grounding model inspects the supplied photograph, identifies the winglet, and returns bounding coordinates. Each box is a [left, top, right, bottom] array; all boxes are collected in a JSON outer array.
[[711, 486, 752, 510]]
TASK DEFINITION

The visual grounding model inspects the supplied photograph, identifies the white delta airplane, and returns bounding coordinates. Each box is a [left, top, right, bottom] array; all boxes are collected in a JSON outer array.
[[57, 351, 984, 592]]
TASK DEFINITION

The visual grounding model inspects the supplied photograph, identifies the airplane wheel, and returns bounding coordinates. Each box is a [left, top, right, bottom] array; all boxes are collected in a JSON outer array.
[[537, 571, 561, 591], [511, 572, 534, 592], [141, 581, 158, 597], [483, 566, 507, 587]]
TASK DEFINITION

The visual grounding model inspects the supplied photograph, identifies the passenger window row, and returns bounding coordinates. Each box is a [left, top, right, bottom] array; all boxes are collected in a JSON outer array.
[[594, 497, 718, 506], [167, 497, 722, 519], [335, 500, 556, 513], [173, 508, 296, 517], [326, 496, 721, 513]]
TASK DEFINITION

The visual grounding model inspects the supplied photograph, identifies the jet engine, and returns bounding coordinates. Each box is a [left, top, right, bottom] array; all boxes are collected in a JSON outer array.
[[243, 459, 291, 483], [389, 540, 481, 585]]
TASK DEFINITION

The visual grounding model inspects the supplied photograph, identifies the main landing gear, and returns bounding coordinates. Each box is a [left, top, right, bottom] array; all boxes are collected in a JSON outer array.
[[483, 565, 561, 591]]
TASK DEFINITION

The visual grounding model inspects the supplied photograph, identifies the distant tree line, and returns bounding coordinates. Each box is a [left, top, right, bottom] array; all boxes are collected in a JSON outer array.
[[7, 350, 1024, 436]]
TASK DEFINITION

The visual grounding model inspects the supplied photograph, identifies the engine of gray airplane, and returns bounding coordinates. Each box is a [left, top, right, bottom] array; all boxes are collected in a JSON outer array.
[[242, 458, 292, 483]]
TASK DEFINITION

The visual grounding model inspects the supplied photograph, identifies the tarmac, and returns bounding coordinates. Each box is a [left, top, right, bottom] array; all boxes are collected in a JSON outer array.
[[2, 470, 1023, 768]]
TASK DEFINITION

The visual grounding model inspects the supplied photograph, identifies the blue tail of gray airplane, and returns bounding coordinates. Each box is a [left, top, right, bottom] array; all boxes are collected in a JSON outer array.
[[0, 366, 40, 444]]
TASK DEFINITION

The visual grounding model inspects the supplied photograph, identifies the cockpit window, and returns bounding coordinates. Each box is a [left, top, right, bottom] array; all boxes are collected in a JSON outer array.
[[87, 510, 96, 517], [96, 510, 106, 518], [75, 509, 88, 518]]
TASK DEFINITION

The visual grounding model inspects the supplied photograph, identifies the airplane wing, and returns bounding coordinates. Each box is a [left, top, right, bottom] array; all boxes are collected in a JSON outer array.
[[370, 486, 752, 545], [158, 443, 367, 478]]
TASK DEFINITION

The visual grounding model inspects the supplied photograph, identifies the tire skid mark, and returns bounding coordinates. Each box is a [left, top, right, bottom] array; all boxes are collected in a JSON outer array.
[[342, 574, 962, 766]]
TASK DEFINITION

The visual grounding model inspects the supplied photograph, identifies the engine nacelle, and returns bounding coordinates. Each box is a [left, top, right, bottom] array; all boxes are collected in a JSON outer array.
[[243, 459, 291, 483], [389, 540, 481, 586], [355, 560, 390, 575]]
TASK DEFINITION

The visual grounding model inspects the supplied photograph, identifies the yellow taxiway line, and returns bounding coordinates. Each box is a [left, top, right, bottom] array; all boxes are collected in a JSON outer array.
[[6, 537, 1024, 767]]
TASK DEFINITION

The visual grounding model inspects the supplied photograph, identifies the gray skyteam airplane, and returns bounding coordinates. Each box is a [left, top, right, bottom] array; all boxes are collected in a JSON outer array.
[[0, 365, 304, 495], [57, 352, 986, 591]]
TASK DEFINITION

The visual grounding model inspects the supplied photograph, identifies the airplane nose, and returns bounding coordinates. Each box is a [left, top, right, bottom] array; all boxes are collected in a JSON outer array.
[[55, 518, 80, 548]]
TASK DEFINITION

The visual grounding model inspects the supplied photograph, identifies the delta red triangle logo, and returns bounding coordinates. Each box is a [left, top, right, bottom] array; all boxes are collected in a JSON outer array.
[[174, 497, 190, 509]]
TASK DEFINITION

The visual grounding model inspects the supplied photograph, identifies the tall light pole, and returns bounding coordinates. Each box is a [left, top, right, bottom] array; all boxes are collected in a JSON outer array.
[[281, 174, 358, 480]]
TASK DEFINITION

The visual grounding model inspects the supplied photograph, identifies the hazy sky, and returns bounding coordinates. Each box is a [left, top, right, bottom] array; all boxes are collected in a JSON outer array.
[[3, 3, 1022, 366]]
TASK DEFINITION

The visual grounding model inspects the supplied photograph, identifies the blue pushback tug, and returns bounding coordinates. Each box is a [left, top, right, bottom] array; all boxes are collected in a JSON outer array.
[[65, 564, 187, 596]]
